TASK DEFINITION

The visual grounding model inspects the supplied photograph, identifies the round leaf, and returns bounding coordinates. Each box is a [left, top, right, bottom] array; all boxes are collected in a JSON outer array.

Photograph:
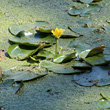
[[9, 31, 56, 46], [9, 21, 49, 36], [79, 0, 93, 3], [40, 60, 83, 74], [73, 66, 110, 87], [8, 44, 45, 60], [53, 52, 76, 64], [2, 66, 47, 82]]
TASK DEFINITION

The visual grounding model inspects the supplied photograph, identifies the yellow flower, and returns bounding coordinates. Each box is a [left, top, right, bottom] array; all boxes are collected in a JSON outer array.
[[51, 28, 63, 39], [101, 45, 105, 48]]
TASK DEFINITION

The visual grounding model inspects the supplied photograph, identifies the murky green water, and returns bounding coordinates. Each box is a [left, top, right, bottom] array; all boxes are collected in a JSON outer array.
[[0, 0, 110, 109]]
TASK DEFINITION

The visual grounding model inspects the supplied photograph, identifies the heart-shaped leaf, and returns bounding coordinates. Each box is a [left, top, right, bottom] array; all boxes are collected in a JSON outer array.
[[68, 40, 91, 56], [73, 66, 110, 87], [84, 54, 110, 66], [79, 46, 104, 58], [40, 60, 84, 74], [9, 21, 49, 36], [2, 66, 47, 81], [69, 26, 96, 35], [9, 31, 56, 46], [53, 52, 76, 64], [8, 44, 45, 60], [79, 0, 93, 4], [97, 97, 110, 109]]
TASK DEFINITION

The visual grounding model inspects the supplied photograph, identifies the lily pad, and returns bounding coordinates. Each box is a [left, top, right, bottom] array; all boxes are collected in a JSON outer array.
[[8, 44, 45, 60], [79, 0, 93, 4], [62, 29, 79, 38], [39, 27, 54, 33], [84, 54, 110, 66], [68, 7, 88, 16], [38, 27, 79, 38], [0, 79, 23, 94], [40, 60, 84, 74], [68, 40, 91, 56], [0, 79, 14, 87], [9, 21, 49, 35], [103, 25, 110, 31], [97, 97, 110, 109], [2, 66, 47, 82], [69, 26, 96, 35], [77, 20, 93, 27], [53, 52, 76, 64], [35, 49, 54, 58], [68, 4, 101, 17], [79, 46, 104, 58], [73, 66, 110, 86], [9, 31, 56, 46]]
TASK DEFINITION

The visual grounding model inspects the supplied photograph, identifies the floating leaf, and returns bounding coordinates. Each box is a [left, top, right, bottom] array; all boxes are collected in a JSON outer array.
[[69, 26, 96, 35], [0, 79, 23, 94], [9, 21, 49, 35], [68, 7, 88, 16], [84, 54, 110, 66], [62, 29, 79, 38], [77, 20, 93, 27], [2, 66, 47, 82], [79, 0, 93, 4], [53, 52, 76, 64], [40, 60, 84, 74], [68, 4, 101, 17], [30, 49, 54, 62], [38, 27, 79, 38], [9, 31, 56, 46], [79, 46, 104, 58], [0, 79, 14, 88], [97, 97, 110, 109], [103, 25, 110, 31], [68, 40, 91, 56], [35, 49, 54, 58], [73, 66, 110, 87], [39, 27, 54, 33], [8, 44, 45, 60]]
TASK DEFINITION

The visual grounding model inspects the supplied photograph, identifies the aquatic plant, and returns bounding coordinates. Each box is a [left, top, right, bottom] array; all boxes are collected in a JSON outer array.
[[51, 28, 63, 55]]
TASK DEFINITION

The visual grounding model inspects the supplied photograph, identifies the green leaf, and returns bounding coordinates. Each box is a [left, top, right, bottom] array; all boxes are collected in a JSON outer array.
[[68, 40, 91, 56], [38, 27, 79, 38], [40, 60, 83, 74], [68, 7, 82, 16], [73, 66, 110, 87], [9, 21, 49, 36], [84, 54, 110, 66], [8, 44, 45, 60], [53, 52, 76, 64], [68, 4, 102, 17], [69, 26, 96, 35], [2, 66, 47, 82], [77, 20, 93, 27], [39, 27, 54, 33], [79, 46, 104, 58], [9, 31, 56, 46], [0, 79, 14, 88], [79, 0, 93, 4], [0, 79, 23, 94], [35, 49, 54, 58], [97, 98, 110, 109], [62, 29, 79, 38]]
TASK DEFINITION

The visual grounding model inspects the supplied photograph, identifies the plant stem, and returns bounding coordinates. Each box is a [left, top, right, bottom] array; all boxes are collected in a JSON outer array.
[[55, 38, 58, 55]]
